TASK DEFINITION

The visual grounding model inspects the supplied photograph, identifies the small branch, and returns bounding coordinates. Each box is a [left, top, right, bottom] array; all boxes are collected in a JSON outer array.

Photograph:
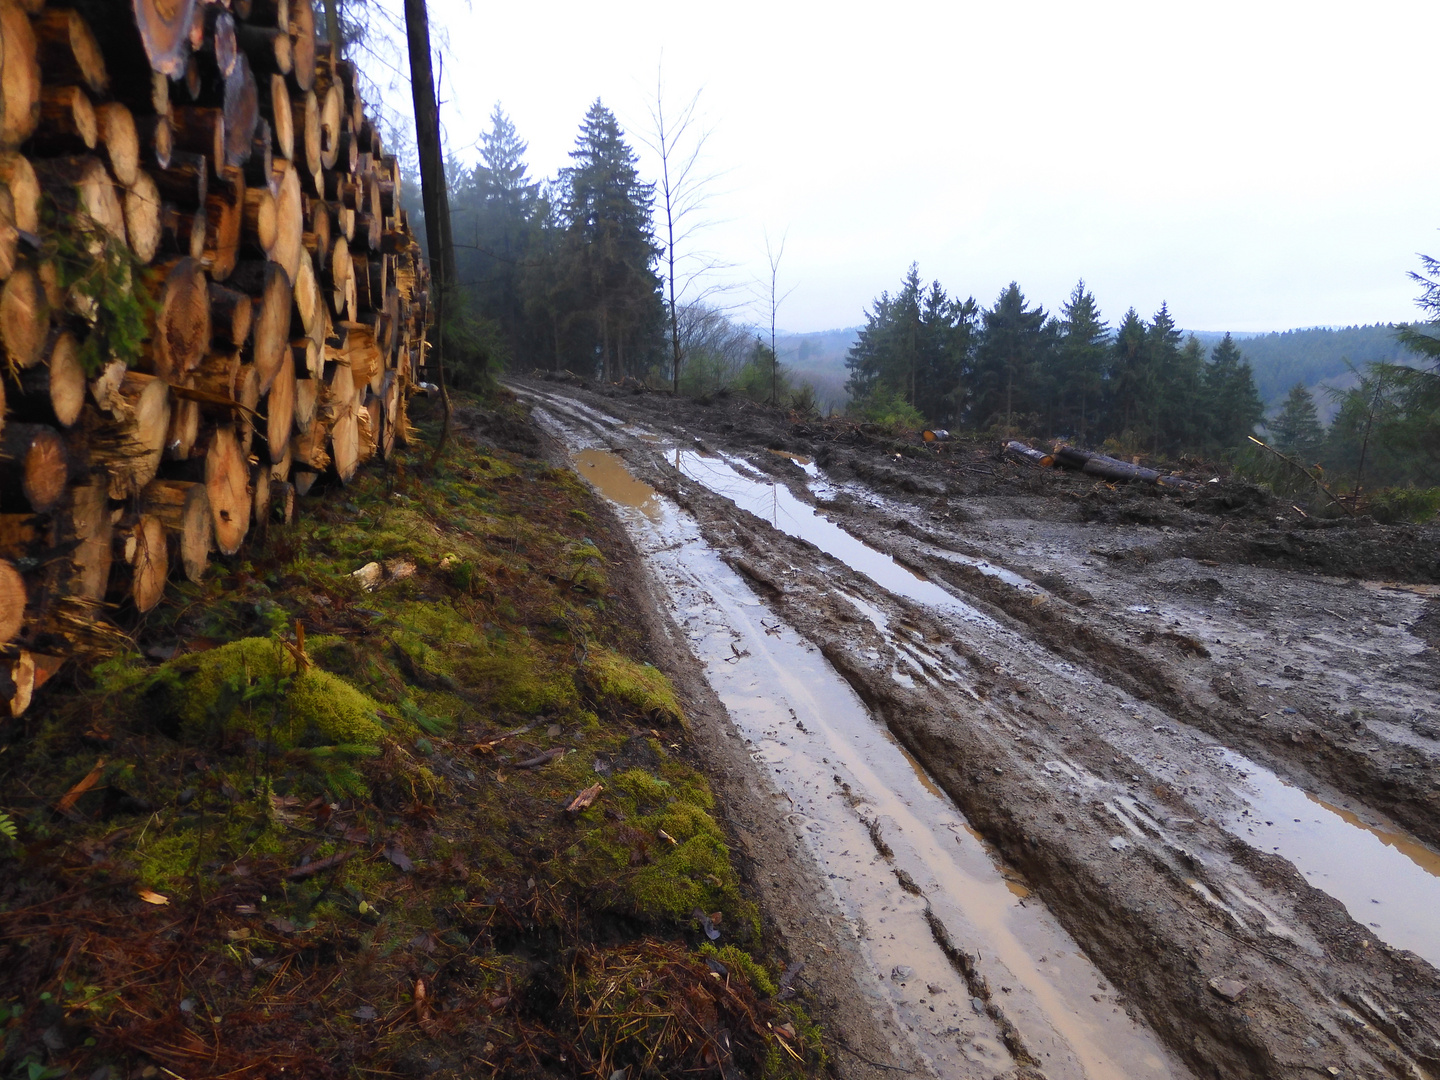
[[1246, 436, 1352, 516]]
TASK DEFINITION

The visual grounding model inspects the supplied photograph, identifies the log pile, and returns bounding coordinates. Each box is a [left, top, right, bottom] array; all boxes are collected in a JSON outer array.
[[0, 0, 432, 718]]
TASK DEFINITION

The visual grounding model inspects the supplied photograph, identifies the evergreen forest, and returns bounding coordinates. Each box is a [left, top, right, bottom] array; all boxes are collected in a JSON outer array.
[[430, 105, 1439, 500]]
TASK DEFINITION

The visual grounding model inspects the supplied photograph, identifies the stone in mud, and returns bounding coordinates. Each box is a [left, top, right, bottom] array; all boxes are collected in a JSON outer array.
[[1208, 977, 1248, 1002]]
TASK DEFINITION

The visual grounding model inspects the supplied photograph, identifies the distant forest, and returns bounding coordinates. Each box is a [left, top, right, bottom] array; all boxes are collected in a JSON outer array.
[[429, 104, 1437, 496]]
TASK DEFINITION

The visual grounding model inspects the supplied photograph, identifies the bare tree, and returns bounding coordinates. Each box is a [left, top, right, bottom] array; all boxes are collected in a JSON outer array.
[[642, 65, 730, 394], [763, 231, 794, 406]]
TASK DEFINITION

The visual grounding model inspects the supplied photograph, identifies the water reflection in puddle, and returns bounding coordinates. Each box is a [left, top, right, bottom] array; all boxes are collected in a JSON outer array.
[[1216, 748, 1440, 965], [673, 450, 995, 626]]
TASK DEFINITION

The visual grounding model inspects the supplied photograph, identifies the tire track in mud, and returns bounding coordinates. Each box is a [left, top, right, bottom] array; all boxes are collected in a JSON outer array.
[[516, 383, 1440, 1080]]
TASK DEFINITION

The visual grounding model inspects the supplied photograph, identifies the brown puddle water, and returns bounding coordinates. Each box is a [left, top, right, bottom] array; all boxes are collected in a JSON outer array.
[[559, 429, 1187, 1080], [574, 449, 661, 519]]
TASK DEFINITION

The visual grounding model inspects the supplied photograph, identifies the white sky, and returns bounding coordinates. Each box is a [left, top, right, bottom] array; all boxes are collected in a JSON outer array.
[[392, 0, 1440, 334]]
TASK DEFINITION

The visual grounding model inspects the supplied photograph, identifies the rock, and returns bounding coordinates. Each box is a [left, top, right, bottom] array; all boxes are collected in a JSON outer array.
[[1208, 976, 1248, 1002]]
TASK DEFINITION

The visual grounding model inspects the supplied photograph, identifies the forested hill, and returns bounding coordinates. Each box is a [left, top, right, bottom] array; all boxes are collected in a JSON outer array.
[[778, 323, 1422, 415], [1187, 325, 1420, 408]]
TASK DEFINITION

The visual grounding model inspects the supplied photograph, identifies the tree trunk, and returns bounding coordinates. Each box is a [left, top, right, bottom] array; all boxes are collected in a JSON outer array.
[[124, 170, 162, 263], [150, 256, 211, 380], [0, 263, 50, 370], [0, 1, 41, 148], [230, 259, 291, 391], [13, 330, 85, 428]]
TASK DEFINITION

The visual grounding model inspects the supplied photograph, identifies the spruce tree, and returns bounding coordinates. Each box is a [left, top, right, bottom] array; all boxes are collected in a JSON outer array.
[[1270, 383, 1325, 459], [1057, 281, 1108, 443], [1106, 308, 1149, 440], [559, 100, 664, 381], [972, 283, 1049, 432], [1203, 333, 1265, 450]]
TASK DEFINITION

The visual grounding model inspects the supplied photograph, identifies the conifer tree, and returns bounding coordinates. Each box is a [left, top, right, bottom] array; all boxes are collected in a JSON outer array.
[[1106, 308, 1149, 439], [1056, 281, 1108, 443], [1203, 333, 1265, 450], [559, 100, 664, 381], [972, 283, 1049, 432], [1270, 383, 1326, 459]]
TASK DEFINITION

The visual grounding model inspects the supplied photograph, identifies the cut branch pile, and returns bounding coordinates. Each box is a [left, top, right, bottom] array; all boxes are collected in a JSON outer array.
[[0, 0, 432, 717]]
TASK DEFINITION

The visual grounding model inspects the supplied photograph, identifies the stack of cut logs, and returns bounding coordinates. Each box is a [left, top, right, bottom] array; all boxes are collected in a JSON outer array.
[[0, 0, 432, 717]]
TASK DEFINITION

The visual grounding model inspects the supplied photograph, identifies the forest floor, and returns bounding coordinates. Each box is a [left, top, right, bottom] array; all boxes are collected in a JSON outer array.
[[511, 374, 1440, 1080], [0, 393, 831, 1080]]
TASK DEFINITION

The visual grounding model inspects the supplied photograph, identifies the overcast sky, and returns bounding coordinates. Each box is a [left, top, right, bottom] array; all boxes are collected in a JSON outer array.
[[389, 0, 1440, 335]]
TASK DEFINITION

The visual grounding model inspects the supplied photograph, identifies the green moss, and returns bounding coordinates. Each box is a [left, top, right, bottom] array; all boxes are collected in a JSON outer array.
[[160, 638, 387, 751], [583, 649, 686, 728], [697, 943, 777, 997]]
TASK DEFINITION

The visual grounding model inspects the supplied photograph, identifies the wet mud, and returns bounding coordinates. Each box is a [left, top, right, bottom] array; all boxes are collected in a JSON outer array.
[[514, 380, 1440, 1080]]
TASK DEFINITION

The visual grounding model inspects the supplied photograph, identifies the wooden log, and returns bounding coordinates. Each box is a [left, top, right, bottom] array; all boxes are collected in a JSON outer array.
[[66, 480, 111, 601], [293, 359, 317, 428], [0, 152, 38, 234], [170, 106, 224, 178], [34, 155, 125, 248], [323, 355, 357, 482], [263, 347, 296, 460], [230, 259, 291, 392], [132, 0, 199, 78], [257, 73, 294, 160], [141, 479, 211, 582], [32, 85, 98, 154], [124, 170, 162, 264], [286, 0, 317, 92], [12, 330, 85, 428], [135, 113, 173, 170], [32, 8, 109, 97], [237, 24, 292, 77], [0, 1, 41, 149], [357, 391, 379, 464], [0, 264, 48, 370], [222, 53, 258, 168], [317, 81, 341, 170], [117, 514, 167, 612], [191, 348, 241, 401], [246, 0, 290, 30], [163, 381, 199, 460], [290, 409, 327, 473], [379, 367, 399, 460], [0, 559, 24, 644], [250, 460, 271, 529], [0, 184, 15, 280], [92, 370, 170, 497], [203, 164, 245, 280], [345, 323, 383, 393], [202, 7, 238, 80], [92, 103, 141, 188], [150, 257, 210, 380], [0, 422, 68, 513], [147, 149, 206, 208], [293, 89, 320, 183], [208, 284, 252, 348], [1003, 441, 1054, 468], [235, 362, 260, 456], [269, 158, 302, 281], [160, 202, 205, 260], [291, 251, 320, 337], [325, 233, 350, 318], [204, 424, 251, 555]]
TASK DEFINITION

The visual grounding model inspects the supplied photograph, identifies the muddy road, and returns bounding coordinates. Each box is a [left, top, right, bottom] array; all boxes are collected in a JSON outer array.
[[508, 379, 1440, 1080]]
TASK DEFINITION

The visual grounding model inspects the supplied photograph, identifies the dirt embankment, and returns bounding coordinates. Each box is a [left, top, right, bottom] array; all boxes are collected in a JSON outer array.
[[518, 377, 1440, 1080]]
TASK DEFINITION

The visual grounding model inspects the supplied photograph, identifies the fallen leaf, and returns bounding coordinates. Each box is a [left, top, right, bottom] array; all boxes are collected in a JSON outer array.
[[351, 561, 383, 590], [285, 850, 353, 880], [56, 758, 107, 816], [565, 783, 604, 814], [138, 889, 170, 905], [657, 828, 678, 845], [383, 839, 414, 872]]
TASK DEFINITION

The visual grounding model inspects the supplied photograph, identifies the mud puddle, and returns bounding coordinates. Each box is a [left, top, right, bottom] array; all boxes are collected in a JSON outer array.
[[556, 440, 1187, 1079], [1214, 748, 1440, 964]]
